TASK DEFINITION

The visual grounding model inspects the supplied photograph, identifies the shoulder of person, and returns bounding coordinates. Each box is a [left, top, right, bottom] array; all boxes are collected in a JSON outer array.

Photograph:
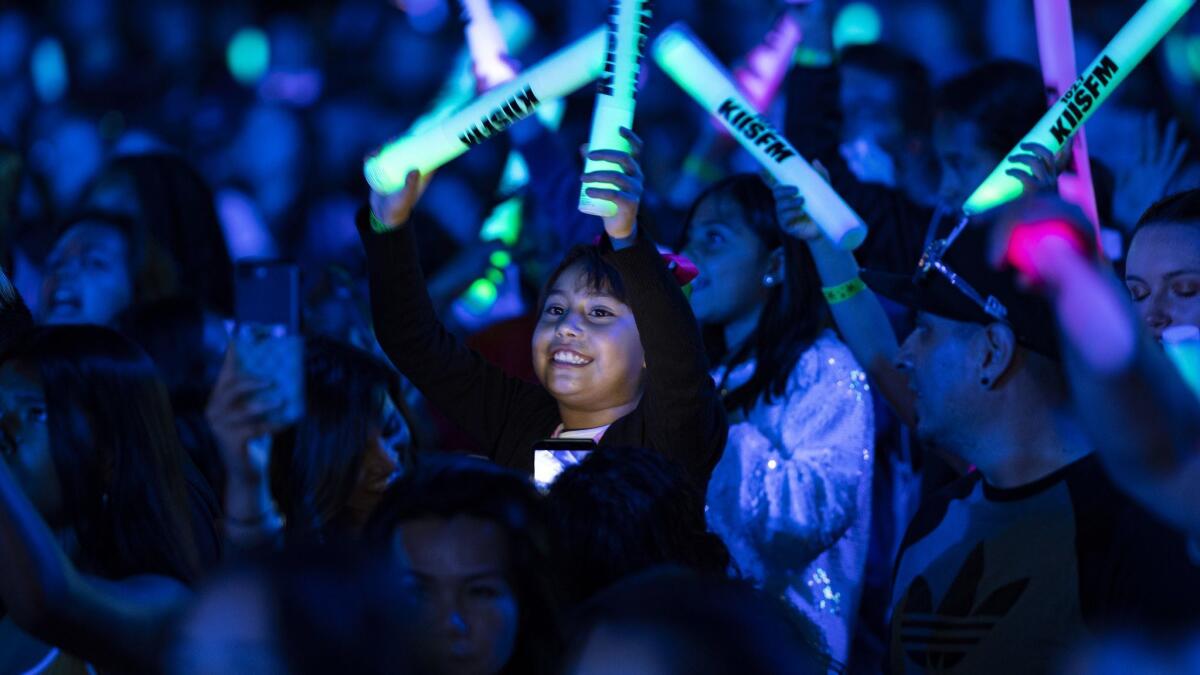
[[786, 330, 865, 393]]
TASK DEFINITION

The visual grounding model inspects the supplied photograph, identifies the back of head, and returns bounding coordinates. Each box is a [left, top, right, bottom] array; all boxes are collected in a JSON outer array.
[[841, 43, 934, 137], [118, 296, 221, 412], [562, 568, 824, 675], [101, 153, 233, 314], [270, 336, 411, 541], [935, 60, 1047, 157], [1134, 188, 1200, 231], [545, 446, 731, 606], [3, 325, 210, 582]]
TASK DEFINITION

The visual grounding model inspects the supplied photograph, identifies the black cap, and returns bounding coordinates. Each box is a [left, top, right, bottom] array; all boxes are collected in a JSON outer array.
[[862, 214, 1061, 360]]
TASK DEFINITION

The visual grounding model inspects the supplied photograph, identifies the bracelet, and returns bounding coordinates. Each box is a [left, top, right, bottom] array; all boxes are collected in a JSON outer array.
[[822, 277, 866, 304]]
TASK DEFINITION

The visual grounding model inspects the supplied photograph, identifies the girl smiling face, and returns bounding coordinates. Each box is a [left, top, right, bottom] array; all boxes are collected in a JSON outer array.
[[531, 258, 645, 426]]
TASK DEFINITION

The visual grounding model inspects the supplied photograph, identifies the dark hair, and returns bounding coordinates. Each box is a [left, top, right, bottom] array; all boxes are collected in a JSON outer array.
[[365, 453, 561, 675], [56, 210, 180, 308], [685, 175, 830, 413], [841, 43, 934, 137], [545, 446, 732, 607], [935, 60, 1047, 157], [536, 244, 628, 312], [96, 153, 234, 314], [1134, 188, 1200, 231], [2, 325, 217, 583], [270, 336, 415, 542], [0, 267, 34, 353], [562, 568, 825, 675]]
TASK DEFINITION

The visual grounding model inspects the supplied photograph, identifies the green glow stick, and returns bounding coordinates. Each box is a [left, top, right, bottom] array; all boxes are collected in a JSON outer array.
[[579, 0, 653, 217], [478, 195, 522, 246], [963, 0, 1197, 215], [653, 23, 868, 250], [365, 27, 606, 194], [1164, 325, 1200, 401]]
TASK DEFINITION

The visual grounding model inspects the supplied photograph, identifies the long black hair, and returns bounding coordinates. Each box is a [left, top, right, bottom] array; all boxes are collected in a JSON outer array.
[[685, 174, 830, 413], [545, 446, 732, 607], [365, 453, 561, 675], [270, 336, 416, 542], [2, 325, 217, 583]]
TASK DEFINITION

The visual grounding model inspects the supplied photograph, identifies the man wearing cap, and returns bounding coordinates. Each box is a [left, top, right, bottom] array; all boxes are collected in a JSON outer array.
[[774, 187, 1200, 673]]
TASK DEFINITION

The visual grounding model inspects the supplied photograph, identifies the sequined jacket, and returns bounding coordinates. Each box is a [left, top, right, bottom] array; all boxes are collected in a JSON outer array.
[[706, 330, 874, 665]]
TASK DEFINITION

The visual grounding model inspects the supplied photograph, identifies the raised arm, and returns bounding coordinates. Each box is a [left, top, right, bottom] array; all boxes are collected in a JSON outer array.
[[0, 457, 189, 672], [362, 172, 554, 456]]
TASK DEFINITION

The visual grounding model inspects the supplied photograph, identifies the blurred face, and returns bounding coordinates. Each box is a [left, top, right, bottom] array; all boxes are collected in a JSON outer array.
[[683, 194, 772, 328], [346, 391, 409, 526], [40, 222, 133, 325], [895, 312, 980, 455], [396, 516, 518, 675], [840, 65, 904, 151], [933, 116, 1000, 209], [1125, 224, 1200, 340], [531, 264, 645, 414], [0, 362, 61, 525]]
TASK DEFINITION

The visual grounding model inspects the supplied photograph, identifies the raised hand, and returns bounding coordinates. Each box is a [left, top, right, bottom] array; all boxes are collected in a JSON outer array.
[[769, 160, 831, 242], [1005, 142, 1059, 196], [368, 169, 433, 232], [1112, 114, 1192, 231], [205, 347, 286, 485], [581, 127, 645, 242]]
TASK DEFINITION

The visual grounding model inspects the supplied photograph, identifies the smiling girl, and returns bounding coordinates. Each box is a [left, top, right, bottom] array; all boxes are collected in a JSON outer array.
[[359, 128, 726, 488]]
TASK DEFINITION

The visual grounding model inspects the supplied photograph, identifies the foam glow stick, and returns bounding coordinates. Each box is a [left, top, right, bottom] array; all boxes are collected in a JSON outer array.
[[735, 12, 804, 115], [1163, 326, 1200, 401], [460, 0, 518, 87], [964, 0, 1197, 215], [579, 0, 653, 217], [365, 27, 606, 194], [1034, 0, 1101, 233], [653, 23, 868, 250]]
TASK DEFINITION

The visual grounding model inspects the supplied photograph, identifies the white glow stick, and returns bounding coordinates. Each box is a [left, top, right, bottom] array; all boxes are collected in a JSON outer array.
[[460, 0, 518, 86], [365, 27, 606, 194], [1034, 0, 1101, 233], [579, 0, 653, 217], [653, 23, 868, 250]]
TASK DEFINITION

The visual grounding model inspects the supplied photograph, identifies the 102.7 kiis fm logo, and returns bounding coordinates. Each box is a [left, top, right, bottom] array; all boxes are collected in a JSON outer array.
[[1050, 55, 1120, 144], [597, 0, 654, 99]]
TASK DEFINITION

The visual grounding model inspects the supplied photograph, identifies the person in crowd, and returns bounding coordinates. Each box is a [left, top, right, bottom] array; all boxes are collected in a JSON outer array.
[[360, 128, 726, 489], [0, 324, 220, 673], [39, 210, 179, 326], [166, 545, 421, 675], [680, 173, 874, 666], [207, 335, 416, 549], [119, 296, 230, 497], [561, 567, 825, 674], [83, 152, 235, 314], [365, 453, 561, 675], [544, 445, 731, 607]]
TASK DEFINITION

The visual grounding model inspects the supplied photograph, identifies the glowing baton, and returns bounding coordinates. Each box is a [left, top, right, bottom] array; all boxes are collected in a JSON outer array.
[[1164, 326, 1200, 401], [735, 12, 803, 115], [653, 23, 868, 250], [579, 0, 654, 217], [964, 0, 1197, 215], [460, 0, 516, 85], [1034, 0, 1101, 233], [365, 27, 606, 194]]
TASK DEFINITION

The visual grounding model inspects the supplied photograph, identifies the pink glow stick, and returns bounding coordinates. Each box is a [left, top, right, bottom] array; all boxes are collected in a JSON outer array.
[[1034, 0, 1101, 237], [709, 12, 804, 136]]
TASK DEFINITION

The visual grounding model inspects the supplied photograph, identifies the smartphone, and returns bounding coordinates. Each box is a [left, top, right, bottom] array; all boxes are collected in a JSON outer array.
[[533, 438, 595, 491], [233, 260, 304, 426]]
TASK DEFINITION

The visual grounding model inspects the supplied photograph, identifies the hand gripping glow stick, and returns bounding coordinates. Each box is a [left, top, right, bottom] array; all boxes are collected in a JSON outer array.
[[365, 27, 605, 194], [653, 23, 868, 250], [579, 0, 654, 217], [1034, 0, 1101, 233], [963, 0, 1197, 215]]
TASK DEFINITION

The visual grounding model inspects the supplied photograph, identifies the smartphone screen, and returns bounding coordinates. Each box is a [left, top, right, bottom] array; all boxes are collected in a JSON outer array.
[[234, 261, 304, 426], [533, 438, 595, 490]]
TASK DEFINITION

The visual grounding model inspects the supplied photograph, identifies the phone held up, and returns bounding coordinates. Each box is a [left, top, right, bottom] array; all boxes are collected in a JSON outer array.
[[533, 437, 596, 491], [233, 260, 304, 427]]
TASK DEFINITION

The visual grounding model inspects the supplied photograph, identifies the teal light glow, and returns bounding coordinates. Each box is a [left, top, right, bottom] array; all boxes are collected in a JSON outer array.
[[834, 2, 882, 50], [479, 196, 523, 246], [31, 38, 67, 103], [462, 278, 498, 314], [227, 28, 270, 86], [490, 250, 512, 268]]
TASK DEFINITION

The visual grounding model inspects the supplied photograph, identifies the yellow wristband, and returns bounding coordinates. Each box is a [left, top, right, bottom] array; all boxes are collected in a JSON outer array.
[[822, 277, 866, 304]]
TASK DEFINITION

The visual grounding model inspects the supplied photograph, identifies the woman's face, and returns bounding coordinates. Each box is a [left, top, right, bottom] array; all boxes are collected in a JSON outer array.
[[395, 516, 518, 675], [1125, 223, 1200, 339], [531, 263, 645, 414], [683, 194, 772, 328], [933, 116, 1001, 210], [346, 391, 409, 526], [40, 222, 133, 326], [0, 362, 61, 525]]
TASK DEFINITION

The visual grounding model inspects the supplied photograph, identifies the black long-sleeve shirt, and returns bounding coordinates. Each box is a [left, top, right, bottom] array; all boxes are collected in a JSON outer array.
[[357, 210, 727, 490]]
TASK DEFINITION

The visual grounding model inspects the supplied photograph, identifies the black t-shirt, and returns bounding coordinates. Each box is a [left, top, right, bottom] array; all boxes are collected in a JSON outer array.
[[889, 454, 1200, 673]]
